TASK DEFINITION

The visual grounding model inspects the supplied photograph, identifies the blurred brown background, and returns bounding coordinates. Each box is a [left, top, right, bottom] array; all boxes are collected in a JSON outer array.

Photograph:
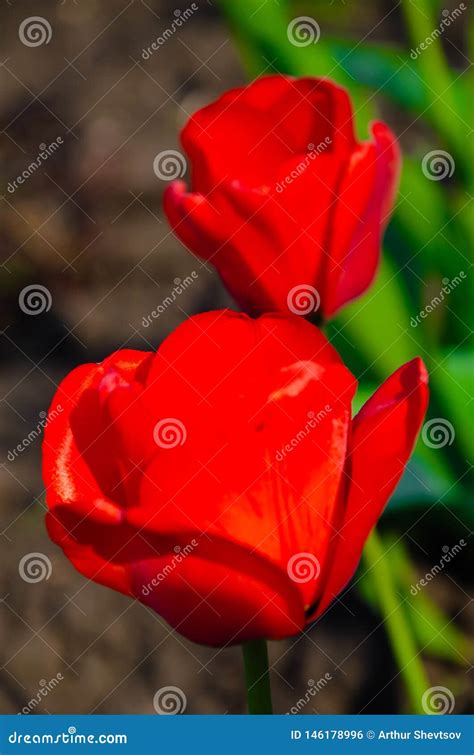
[[0, 0, 472, 715]]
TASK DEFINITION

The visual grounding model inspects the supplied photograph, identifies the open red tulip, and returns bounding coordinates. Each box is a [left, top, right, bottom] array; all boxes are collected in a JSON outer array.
[[43, 311, 427, 646], [164, 75, 400, 320]]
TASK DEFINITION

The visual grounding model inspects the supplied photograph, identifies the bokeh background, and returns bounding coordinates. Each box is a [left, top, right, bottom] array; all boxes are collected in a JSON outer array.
[[0, 0, 472, 715]]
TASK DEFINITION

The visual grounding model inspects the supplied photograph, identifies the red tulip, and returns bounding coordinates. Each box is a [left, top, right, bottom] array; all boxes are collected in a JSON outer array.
[[43, 311, 427, 646], [164, 75, 400, 320]]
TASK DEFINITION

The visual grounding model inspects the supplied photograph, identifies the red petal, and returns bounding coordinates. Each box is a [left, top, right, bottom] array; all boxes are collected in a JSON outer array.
[[43, 351, 154, 598], [163, 181, 224, 261], [43, 350, 153, 513], [182, 95, 292, 193], [313, 358, 428, 617], [132, 539, 306, 646], [264, 76, 355, 154], [43, 362, 102, 507], [324, 122, 400, 316], [164, 151, 343, 315], [45, 511, 132, 596], [131, 312, 356, 612], [43, 314, 360, 642], [181, 75, 355, 192]]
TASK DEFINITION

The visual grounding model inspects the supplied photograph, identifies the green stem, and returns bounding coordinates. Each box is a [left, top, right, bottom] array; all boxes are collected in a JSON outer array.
[[242, 639, 273, 714], [363, 529, 430, 713]]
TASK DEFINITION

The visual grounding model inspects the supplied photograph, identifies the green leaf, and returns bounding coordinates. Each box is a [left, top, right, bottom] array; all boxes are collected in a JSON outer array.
[[330, 255, 423, 378], [387, 453, 456, 510], [328, 40, 468, 120], [389, 538, 471, 665], [401, 0, 466, 159], [428, 348, 474, 467], [392, 158, 455, 279], [362, 530, 430, 713], [359, 536, 471, 666]]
